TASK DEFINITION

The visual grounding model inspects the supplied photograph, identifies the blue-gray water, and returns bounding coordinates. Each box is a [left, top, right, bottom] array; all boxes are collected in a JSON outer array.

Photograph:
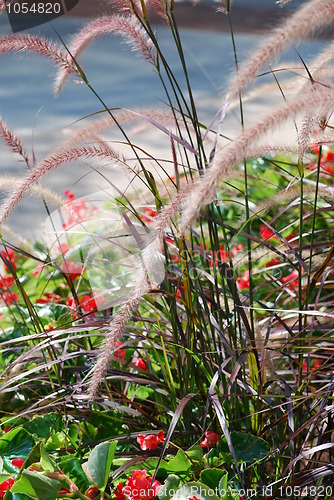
[[0, 6, 327, 239]]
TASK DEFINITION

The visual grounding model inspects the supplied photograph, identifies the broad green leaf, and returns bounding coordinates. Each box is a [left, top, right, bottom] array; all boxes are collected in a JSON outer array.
[[143, 450, 192, 476], [59, 457, 90, 491], [87, 440, 117, 490], [23, 415, 60, 440], [4, 491, 35, 500], [185, 446, 203, 464], [11, 470, 61, 500], [170, 482, 220, 500], [158, 475, 181, 500], [218, 475, 240, 500], [200, 469, 227, 490], [40, 444, 58, 473], [161, 450, 192, 474], [219, 431, 269, 463], [0, 429, 35, 473], [0, 474, 14, 483]]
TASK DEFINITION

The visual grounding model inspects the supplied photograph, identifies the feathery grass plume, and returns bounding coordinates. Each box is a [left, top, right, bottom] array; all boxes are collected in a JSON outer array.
[[180, 87, 334, 232], [111, 0, 142, 17], [296, 41, 334, 94], [54, 15, 156, 95], [0, 176, 65, 208], [0, 33, 77, 74], [0, 0, 15, 15], [88, 183, 192, 397], [0, 225, 32, 250], [56, 108, 185, 153], [0, 117, 29, 164], [228, 0, 334, 99], [0, 145, 123, 226]]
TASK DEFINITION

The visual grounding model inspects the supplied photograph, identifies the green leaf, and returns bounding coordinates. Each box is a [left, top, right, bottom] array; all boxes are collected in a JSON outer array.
[[170, 482, 220, 500], [23, 415, 60, 440], [200, 469, 227, 490], [40, 444, 58, 473], [87, 440, 117, 490], [4, 491, 35, 500], [158, 475, 180, 500], [229, 432, 269, 463], [11, 471, 61, 500], [185, 446, 203, 464], [59, 457, 90, 491], [161, 450, 192, 474], [0, 429, 35, 473]]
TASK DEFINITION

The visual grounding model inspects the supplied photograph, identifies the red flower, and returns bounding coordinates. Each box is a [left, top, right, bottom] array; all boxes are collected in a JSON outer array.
[[80, 295, 97, 314], [231, 243, 244, 256], [117, 470, 161, 500], [3, 427, 10, 433], [0, 275, 15, 289], [308, 147, 334, 175], [140, 207, 158, 224], [62, 259, 83, 280], [11, 458, 25, 469], [280, 269, 299, 288], [57, 243, 70, 255], [32, 266, 44, 276], [137, 432, 164, 451], [2, 291, 18, 305], [237, 270, 250, 290], [64, 190, 75, 201], [85, 487, 99, 498], [114, 482, 127, 500], [199, 430, 220, 449], [135, 358, 147, 371], [36, 292, 61, 304], [0, 248, 17, 271], [259, 224, 276, 240], [265, 257, 279, 268], [189, 497, 201, 500], [67, 294, 97, 318], [115, 341, 126, 359], [0, 478, 15, 498], [286, 232, 296, 242]]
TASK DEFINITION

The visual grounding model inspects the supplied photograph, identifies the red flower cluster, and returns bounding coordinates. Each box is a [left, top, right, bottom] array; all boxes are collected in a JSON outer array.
[[302, 358, 322, 374], [135, 358, 147, 371], [140, 207, 158, 224], [308, 146, 334, 175], [199, 430, 220, 449], [2, 290, 18, 305], [210, 244, 244, 267], [137, 432, 164, 451], [0, 275, 15, 289], [259, 224, 277, 241], [36, 291, 61, 304], [0, 478, 14, 499], [114, 470, 161, 500], [114, 341, 126, 359], [62, 259, 83, 281], [85, 487, 99, 498], [0, 248, 18, 271], [62, 190, 98, 230], [280, 269, 299, 288], [67, 294, 97, 319], [237, 270, 250, 291], [0, 458, 25, 499]]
